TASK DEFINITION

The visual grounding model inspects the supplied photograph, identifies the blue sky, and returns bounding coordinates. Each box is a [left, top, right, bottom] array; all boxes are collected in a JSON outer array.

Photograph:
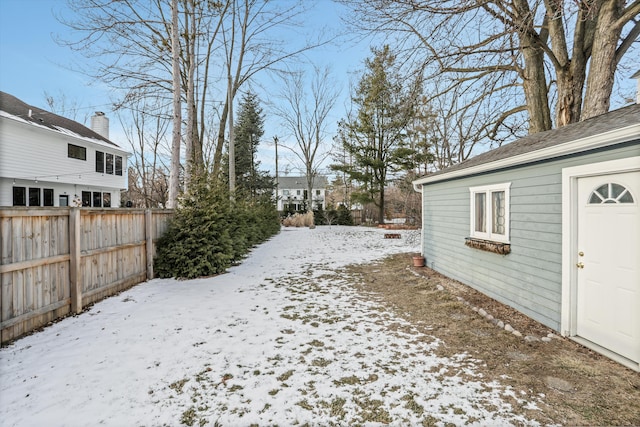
[[0, 0, 373, 175], [0, 0, 117, 114], [3, 1, 636, 176]]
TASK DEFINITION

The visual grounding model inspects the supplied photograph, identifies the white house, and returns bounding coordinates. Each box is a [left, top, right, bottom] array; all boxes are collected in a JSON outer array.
[[413, 103, 640, 370], [0, 92, 129, 208], [276, 175, 328, 212]]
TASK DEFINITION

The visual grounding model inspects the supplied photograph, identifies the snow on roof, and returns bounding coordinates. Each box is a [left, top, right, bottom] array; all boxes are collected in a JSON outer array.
[[0, 91, 124, 151]]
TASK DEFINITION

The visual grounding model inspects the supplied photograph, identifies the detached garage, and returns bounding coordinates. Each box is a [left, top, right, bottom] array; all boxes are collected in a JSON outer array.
[[413, 104, 640, 371]]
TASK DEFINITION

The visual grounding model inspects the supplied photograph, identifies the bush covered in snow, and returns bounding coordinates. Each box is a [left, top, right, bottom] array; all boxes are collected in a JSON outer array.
[[154, 176, 280, 279]]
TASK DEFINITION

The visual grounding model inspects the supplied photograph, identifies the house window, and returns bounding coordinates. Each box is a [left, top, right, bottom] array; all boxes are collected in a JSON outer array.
[[469, 183, 511, 243], [59, 195, 69, 207], [93, 192, 102, 208], [316, 190, 321, 196], [43, 188, 54, 206], [103, 192, 111, 208], [96, 151, 104, 173], [13, 187, 26, 206], [28, 188, 41, 206], [283, 190, 289, 196], [115, 156, 123, 176], [106, 153, 114, 174], [82, 191, 91, 207], [68, 144, 86, 160], [296, 190, 301, 195], [588, 183, 634, 204]]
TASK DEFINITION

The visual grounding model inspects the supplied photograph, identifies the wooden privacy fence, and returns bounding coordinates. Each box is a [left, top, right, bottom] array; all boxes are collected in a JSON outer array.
[[0, 208, 173, 344]]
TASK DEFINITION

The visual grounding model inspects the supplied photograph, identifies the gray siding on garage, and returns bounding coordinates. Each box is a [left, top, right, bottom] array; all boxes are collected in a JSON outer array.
[[421, 144, 639, 331]]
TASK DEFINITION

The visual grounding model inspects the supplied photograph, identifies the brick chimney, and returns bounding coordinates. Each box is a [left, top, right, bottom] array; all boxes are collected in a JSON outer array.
[[90, 111, 109, 139]]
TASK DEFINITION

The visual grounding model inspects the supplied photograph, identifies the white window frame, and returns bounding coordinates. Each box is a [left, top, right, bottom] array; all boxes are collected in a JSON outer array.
[[469, 182, 511, 243]]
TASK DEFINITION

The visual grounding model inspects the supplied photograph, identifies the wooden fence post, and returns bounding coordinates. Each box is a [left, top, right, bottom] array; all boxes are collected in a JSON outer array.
[[69, 208, 82, 313], [145, 209, 154, 280]]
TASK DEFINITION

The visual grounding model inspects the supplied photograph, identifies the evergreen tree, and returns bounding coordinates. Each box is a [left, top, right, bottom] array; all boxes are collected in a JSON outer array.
[[154, 172, 280, 279], [222, 92, 274, 198], [155, 177, 234, 279], [336, 205, 353, 226], [332, 46, 421, 223]]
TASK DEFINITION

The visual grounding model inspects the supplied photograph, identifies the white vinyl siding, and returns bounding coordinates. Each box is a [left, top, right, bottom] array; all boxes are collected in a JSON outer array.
[[0, 116, 127, 207], [0, 117, 127, 207], [0, 116, 127, 190]]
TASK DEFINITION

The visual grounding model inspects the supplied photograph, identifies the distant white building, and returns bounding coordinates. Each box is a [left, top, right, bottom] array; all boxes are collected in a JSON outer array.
[[276, 176, 327, 211], [0, 92, 129, 207]]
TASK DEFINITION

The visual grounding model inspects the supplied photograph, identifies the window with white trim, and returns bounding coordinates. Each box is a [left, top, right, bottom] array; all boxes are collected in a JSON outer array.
[[469, 183, 511, 243]]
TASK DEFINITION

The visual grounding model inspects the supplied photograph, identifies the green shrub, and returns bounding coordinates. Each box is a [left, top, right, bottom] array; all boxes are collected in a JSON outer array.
[[336, 205, 353, 225], [154, 176, 280, 279], [313, 206, 327, 225]]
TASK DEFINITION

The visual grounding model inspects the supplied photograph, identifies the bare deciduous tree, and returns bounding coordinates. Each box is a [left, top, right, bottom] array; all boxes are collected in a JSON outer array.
[[273, 66, 339, 211], [169, 0, 182, 207], [60, 0, 330, 201], [43, 90, 88, 124], [210, 0, 330, 184], [339, 0, 640, 135], [118, 95, 171, 208]]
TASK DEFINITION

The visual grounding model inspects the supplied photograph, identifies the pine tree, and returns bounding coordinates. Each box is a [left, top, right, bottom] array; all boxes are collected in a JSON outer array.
[[332, 46, 421, 223], [155, 177, 234, 279], [222, 92, 274, 198], [154, 172, 281, 279]]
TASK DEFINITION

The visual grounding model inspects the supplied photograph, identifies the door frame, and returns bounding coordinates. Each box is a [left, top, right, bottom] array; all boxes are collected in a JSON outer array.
[[561, 156, 640, 371]]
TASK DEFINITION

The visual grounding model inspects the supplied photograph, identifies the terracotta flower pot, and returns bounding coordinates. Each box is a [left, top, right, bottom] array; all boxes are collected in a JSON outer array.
[[412, 256, 425, 267]]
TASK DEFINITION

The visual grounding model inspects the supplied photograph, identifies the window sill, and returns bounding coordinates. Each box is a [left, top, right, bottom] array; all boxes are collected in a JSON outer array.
[[465, 237, 511, 255]]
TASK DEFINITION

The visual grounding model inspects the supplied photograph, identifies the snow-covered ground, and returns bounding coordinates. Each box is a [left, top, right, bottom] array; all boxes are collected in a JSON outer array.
[[0, 226, 541, 426]]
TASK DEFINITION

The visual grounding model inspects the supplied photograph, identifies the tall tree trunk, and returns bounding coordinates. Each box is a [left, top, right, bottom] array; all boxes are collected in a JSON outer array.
[[542, 3, 575, 127], [212, 102, 229, 178], [513, 0, 552, 133], [184, 0, 196, 190], [582, 0, 626, 120], [306, 169, 314, 212], [168, 0, 181, 208], [378, 181, 385, 224]]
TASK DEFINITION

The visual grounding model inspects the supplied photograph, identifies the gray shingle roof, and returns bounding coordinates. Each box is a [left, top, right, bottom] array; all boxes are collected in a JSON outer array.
[[421, 103, 640, 181], [277, 175, 328, 189], [0, 91, 119, 147]]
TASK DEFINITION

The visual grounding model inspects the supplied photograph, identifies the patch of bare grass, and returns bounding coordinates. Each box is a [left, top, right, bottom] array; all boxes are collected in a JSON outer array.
[[344, 253, 640, 426]]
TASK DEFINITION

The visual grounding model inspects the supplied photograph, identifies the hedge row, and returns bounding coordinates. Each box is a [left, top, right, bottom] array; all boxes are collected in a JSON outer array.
[[154, 178, 280, 279]]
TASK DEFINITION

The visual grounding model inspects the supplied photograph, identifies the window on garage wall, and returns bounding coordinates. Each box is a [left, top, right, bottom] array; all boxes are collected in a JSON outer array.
[[469, 183, 511, 243]]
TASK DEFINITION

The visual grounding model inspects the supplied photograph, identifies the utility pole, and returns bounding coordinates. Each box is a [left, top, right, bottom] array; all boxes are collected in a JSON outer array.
[[249, 133, 255, 197], [273, 135, 279, 209], [228, 75, 235, 198]]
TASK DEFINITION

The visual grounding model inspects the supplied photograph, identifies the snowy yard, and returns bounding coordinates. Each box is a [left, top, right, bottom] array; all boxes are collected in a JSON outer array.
[[0, 226, 542, 426]]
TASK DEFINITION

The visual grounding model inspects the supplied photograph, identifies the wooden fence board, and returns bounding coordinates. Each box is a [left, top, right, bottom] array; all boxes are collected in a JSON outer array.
[[0, 208, 172, 344], [24, 216, 33, 262], [1, 271, 12, 321]]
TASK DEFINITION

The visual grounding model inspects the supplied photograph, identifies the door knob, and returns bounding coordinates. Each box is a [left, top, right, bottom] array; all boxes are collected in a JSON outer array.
[[576, 262, 584, 269], [578, 251, 584, 256]]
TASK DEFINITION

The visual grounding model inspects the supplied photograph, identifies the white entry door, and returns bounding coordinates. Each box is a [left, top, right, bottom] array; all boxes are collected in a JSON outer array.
[[576, 171, 640, 363]]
